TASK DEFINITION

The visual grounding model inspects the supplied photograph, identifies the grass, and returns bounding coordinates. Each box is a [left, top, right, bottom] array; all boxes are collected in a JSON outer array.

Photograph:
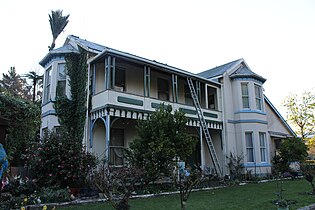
[[61, 179, 315, 210]]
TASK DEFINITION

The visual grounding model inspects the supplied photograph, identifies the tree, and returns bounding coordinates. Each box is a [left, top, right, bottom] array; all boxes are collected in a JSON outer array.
[[93, 162, 143, 210], [272, 138, 308, 173], [282, 91, 315, 141], [0, 92, 41, 166], [126, 104, 197, 184], [48, 10, 70, 51], [0, 67, 32, 100], [24, 71, 43, 102]]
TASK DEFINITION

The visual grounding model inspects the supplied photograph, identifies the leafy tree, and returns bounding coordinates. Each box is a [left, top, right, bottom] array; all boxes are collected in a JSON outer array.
[[126, 104, 197, 184], [0, 92, 41, 166], [272, 138, 308, 173], [283, 91, 315, 141], [24, 71, 43, 102], [48, 10, 70, 51], [0, 67, 32, 100]]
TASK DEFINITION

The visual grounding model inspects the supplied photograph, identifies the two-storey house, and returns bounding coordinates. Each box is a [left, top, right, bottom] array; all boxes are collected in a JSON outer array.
[[39, 35, 295, 176]]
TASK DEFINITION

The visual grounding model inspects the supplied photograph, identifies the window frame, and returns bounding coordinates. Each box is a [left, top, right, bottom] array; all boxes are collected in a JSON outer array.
[[255, 84, 263, 111], [207, 86, 217, 110], [114, 66, 126, 92], [157, 78, 170, 101], [241, 83, 250, 109], [259, 132, 267, 163], [44, 67, 52, 103], [109, 128, 125, 166], [57, 63, 67, 97], [245, 132, 255, 163]]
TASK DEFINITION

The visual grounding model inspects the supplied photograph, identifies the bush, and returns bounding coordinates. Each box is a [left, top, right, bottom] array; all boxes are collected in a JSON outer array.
[[24, 131, 97, 188]]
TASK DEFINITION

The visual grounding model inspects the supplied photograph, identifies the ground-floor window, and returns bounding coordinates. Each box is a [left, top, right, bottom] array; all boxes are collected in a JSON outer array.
[[259, 132, 267, 162], [245, 132, 254, 162], [110, 128, 124, 166]]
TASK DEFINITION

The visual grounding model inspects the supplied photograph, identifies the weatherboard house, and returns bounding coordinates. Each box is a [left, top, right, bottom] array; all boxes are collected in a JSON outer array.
[[39, 35, 295, 176]]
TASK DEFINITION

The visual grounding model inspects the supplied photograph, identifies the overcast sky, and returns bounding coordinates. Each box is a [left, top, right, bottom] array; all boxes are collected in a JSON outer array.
[[0, 0, 314, 116]]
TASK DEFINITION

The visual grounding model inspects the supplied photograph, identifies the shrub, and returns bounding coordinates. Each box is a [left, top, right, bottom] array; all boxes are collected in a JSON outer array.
[[24, 131, 97, 188]]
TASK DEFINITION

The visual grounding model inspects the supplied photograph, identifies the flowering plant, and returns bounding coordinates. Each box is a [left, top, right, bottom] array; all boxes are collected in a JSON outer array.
[[23, 131, 96, 188]]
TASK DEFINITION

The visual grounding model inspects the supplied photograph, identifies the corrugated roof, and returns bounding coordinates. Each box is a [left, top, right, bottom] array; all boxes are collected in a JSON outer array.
[[197, 59, 242, 79]]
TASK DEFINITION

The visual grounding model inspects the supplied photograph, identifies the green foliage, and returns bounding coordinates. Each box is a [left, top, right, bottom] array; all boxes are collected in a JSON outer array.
[[226, 152, 244, 181], [24, 70, 43, 102], [48, 10, 70, 51], [0, 92, 41, 165], [272, 138, 308, 173], [93, 163, 144, 210], [282, 91, 315, 140], [173, 165, 203, 210], [0, 67, 32, 100], [24, 131, 96, 188], [1, 179, 70, 209], [126, 104, 197, 183], [54, 49, 87, 142]]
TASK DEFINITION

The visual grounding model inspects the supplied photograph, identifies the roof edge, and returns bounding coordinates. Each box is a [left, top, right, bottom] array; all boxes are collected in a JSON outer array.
[[264, 95, 297, 138]]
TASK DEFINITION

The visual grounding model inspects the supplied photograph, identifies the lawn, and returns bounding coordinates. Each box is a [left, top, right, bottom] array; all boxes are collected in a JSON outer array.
[[61, 179, 315, 210]]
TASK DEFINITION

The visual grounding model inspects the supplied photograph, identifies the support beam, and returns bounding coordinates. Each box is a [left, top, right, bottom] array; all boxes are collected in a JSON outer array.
[[112, 57, 116, 89], [105, 113, 111, 164], [172, 74, 178, 103], [92, 64, 96, 95], [143, 66, 150, 97]]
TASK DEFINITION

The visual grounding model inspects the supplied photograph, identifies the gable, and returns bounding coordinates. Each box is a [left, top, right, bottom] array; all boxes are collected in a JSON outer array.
[[264, 97, 296, 138]]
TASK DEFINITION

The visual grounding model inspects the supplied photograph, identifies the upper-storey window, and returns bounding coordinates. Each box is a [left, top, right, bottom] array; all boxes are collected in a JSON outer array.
[[184, 85, 193, 106], [207, 86, 217, 110], [157, 78, 169, 101], [43, 67, 51, 103], [114, 67, 125, 92], [255, 85, 263, 110], [57, 63, 66, 97], [241, 83, 249, 109]]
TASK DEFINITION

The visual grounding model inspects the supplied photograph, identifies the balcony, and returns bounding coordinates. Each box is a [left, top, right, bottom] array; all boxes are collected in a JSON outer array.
[[91, 90, 222, 129]]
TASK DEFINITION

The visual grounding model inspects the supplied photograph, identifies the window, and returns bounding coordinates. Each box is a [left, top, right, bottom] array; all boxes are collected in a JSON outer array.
[[42, 127, 48, 137], [157, 78, 169, 101], [245, 132, 254, 162], [44, 67, 51, 102], [114, 67, 125, 91], [241, 83, 249, 108], [259, 132, 267, 162], [255, 85, 262, 110], [184, 85, 194, 106], [57, 63, 66, 97], [207, 86, 217, 110], [110, 128, 124, 166]]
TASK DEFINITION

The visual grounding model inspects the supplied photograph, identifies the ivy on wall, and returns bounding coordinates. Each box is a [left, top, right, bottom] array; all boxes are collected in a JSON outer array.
[[54, 48, 87, 142]]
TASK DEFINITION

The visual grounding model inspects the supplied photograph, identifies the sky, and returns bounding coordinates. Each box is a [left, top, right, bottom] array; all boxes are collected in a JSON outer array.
[[0, 0, 314, 116]]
